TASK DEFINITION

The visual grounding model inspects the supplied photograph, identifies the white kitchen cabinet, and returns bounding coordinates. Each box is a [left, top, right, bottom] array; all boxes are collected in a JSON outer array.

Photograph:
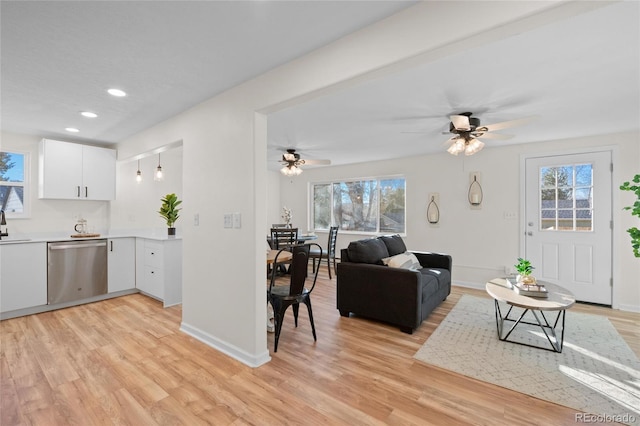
[[39, 138, 116, 200], [0, 243, 47, 313], [135, 238, 182, 307], [107, 238, 136, 293]]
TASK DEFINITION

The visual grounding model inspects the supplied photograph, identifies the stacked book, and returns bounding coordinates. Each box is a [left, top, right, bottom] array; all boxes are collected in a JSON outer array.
[[507, 278, 549, 298]]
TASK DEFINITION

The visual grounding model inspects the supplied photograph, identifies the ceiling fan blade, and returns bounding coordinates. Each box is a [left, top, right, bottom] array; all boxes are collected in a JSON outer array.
[[471, 132, 513, 140], [302, 159, 331, 166], [450, 115, 471, 131], [479, 115, 538, 132]]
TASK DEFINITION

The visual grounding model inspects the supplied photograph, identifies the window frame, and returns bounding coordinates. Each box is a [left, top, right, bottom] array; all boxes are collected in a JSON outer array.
[[309, 175, 406, 236], [539, 163, 593, 232], [0, 149, 30, 219]]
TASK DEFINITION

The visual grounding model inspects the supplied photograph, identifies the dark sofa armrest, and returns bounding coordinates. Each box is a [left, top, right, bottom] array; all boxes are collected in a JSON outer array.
[[410, 251, 452, 271], [337, 262, 422, 329]]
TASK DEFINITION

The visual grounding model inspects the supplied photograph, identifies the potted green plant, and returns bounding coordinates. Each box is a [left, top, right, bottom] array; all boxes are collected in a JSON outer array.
[[515, 257, 536, 285], [620, 174, 640, 257], [158, 193, 182, 236]]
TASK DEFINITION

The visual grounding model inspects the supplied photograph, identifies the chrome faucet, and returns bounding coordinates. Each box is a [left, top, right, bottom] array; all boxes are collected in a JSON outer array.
[[0, 209, 7, 239]]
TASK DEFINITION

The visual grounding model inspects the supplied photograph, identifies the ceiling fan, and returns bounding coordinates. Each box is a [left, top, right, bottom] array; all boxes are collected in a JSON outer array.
[[280, 149, 331, 176], [443, 112, 536, 156]]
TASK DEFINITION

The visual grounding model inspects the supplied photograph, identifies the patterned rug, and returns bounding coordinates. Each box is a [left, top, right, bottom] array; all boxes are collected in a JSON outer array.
[[414, 295, 640, 425]]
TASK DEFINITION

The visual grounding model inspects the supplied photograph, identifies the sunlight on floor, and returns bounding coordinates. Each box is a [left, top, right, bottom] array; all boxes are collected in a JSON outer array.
[[559, 365, 640, 416]]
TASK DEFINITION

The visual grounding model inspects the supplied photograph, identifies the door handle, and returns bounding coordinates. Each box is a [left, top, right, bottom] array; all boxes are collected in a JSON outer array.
[[527, 231, 533, 236]]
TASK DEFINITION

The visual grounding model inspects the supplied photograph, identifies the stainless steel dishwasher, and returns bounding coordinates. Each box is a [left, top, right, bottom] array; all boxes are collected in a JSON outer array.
[[47, 239, 108, 304]]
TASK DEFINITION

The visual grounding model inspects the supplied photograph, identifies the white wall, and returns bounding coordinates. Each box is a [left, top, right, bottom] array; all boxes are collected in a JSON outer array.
[[112, 1, 622, 366], [279, 132, 640, 311], [0, 131, 111, 236], [110, 147, 183, 233]]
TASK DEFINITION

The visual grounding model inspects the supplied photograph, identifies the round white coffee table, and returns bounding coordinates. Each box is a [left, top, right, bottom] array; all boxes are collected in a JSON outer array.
[[485, 278, 576, 353]]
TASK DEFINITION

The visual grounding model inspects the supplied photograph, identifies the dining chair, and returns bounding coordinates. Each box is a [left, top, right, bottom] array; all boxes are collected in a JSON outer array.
[[270, 227, 298, 274], [268, 243, 321, 352], [270, 227, 298, 250], [309, 226, 338, 279]]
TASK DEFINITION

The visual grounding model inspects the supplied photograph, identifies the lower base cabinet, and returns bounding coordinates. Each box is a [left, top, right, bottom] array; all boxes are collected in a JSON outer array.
[[107, 238, 136, 293], [135, 238, 182, 307], [0, 243, 47, 313]]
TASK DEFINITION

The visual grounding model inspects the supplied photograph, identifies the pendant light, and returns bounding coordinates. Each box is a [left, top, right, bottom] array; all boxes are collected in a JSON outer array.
[[154, 153, 164, 181], [136, 160, 142, 183]]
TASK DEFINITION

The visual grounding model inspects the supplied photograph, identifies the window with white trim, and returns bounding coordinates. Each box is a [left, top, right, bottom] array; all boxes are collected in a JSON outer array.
[[0, 151, 29, 218], [311, 177, 406, 234]]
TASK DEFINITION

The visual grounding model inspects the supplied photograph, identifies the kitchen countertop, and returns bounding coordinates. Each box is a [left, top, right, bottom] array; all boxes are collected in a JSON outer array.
[[0, 229, 182, 245]]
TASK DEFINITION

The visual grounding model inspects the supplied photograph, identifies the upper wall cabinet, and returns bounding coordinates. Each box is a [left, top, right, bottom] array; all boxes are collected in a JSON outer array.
[[39, 139, 116, 200]]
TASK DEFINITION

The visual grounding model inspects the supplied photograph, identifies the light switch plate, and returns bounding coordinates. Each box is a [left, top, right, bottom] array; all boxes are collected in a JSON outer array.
[[232, 213, 241, 228], [223, 214, 233, 228]]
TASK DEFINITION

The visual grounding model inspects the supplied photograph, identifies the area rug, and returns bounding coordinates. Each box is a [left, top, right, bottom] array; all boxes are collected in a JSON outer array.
[[414, 295, 640, 425]]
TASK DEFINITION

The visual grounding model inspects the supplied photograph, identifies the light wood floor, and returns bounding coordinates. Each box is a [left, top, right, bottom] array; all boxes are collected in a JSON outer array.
[[2, 266, 639, 425]]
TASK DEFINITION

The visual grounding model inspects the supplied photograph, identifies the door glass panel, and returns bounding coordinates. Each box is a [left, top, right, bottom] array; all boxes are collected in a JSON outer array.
[[539, 163, 593, 232]]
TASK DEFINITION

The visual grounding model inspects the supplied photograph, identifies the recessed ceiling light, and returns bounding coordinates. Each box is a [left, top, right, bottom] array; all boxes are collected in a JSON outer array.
[[107, 88, 127, 97], [65, 127, 79, 133], [81, 111, 98, 118]]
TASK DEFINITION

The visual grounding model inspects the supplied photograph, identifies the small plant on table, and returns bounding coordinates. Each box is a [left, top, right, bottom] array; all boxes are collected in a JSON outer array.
[[514, 257, 536, 285]]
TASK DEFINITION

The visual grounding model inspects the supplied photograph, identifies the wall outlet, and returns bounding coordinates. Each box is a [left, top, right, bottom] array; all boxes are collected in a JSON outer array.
[[194, 213, 199, 226]]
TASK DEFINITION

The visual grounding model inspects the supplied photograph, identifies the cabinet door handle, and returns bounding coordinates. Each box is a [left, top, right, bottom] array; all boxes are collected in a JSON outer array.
[[110, 241, 113, 252], [85, 186, 88, 198], [77, 186, 80, 197]]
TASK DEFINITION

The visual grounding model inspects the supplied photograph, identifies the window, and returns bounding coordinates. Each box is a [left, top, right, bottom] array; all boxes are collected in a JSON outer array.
[[312, 177, 405, 234], [0, 151, 28, 218], [540, 163, 592, 231]]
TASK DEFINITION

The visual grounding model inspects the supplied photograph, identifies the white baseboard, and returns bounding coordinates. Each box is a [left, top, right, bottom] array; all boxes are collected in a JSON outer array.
[[616, 303, 640, 313], [452, 281, 485, 291], [180, 321, 271, 368]]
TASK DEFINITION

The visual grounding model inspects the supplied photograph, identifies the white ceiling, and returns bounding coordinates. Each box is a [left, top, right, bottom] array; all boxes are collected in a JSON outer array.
[[1, 0, 415, 144], [2, 1, 638, 171], [267, 0, 640, 169]]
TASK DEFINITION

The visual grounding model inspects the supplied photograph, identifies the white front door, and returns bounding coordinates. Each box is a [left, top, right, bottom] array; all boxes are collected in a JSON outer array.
[[524, 151, 612, 304]]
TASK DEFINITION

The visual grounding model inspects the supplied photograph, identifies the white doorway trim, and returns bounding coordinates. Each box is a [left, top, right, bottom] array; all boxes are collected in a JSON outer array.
[[519, 145, 620, 308]]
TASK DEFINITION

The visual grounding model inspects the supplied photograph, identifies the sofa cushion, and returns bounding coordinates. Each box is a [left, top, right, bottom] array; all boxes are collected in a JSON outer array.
[[380, 234, 407, 256], [383, 252, 421, 270], [347, 238, 390, 264], [419, 268, 451, 293]]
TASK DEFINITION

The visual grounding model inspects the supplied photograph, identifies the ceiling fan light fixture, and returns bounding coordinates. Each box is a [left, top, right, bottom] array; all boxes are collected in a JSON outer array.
[[281, 165, 302, 176], [465, 139, 485, 156], [447, 139, 466, 155]]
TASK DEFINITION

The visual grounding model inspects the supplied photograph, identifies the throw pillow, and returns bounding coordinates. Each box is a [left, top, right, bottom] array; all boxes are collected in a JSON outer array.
[[347, 238, 390, 264], [380, 234, 407, 256], [382, 252, 421, 270]]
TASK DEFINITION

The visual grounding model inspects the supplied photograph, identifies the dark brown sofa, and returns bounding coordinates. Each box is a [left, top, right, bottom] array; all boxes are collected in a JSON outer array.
[[336, 235, 452, 333]]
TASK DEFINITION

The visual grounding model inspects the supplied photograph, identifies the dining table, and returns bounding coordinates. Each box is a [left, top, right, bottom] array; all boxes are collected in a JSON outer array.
[[266, 232, 318, 249]]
